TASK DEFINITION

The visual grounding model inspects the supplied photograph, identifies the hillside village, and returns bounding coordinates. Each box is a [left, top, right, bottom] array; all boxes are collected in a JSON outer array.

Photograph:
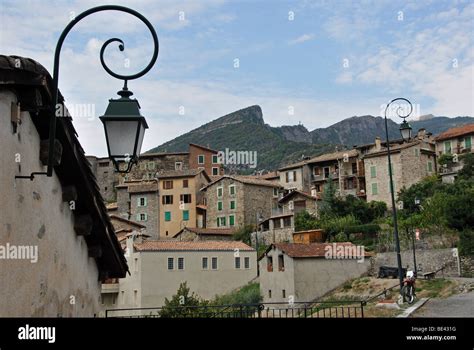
[[87, 114, 474, 315]]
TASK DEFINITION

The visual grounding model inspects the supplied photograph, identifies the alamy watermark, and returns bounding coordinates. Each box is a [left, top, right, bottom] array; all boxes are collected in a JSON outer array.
[[217, 148, 258, 168], [324, 243, 365, 263], [0, 243, 38, 263]]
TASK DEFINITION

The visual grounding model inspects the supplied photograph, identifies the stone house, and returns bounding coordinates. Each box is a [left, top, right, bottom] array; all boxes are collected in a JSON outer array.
[[201, 175, 281, 230], [87, 156, 117, 203], [189, 143, 224, 177], [258, 243, 370, 305], [115, 180, 160, 239], [252, 213, 294, 246], [434, 124, 474, 183], [361, 132, 436, 207], [102, 239, 257, 315], [278, 190, 319, 216], [278, 159, 312, 192], [172, 227, 235, 241], [158, 169, 211, 238], [0, 55, 127, 316]]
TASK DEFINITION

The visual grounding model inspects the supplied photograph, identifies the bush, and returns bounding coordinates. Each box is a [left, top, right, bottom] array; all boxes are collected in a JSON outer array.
[[459, 230, 474, 256], [344, 224, 381, 236], [212, 282, 262, 305], [159, 282, 208, 318], [294, 211, 318, 231], [232, 224, 254, 245]]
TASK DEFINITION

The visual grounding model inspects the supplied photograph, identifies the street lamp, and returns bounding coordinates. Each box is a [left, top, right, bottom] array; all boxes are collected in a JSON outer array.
[[16, 5, 159, 180], [255, 208, 264, 276], [383, 97, 413, 293]]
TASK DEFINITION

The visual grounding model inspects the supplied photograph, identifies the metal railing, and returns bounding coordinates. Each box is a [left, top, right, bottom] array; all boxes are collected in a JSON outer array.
[[105, 300, 365, 318]]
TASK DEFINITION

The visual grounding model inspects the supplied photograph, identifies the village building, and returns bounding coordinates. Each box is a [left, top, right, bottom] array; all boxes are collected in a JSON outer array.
[[277, 190, 319, 216], [434, 124, 474, 183], [158, 169, 211, 238], [201, 175, 282, 230], [102, 239, 257, 315], [252, 213, 294, 246], [258, 243, 370, 305], [0, 55, 127, 316], [360, 130, 436, 207]]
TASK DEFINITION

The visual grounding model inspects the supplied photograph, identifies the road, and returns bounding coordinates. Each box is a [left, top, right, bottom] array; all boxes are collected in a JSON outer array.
[[413, 291, 474, 317]]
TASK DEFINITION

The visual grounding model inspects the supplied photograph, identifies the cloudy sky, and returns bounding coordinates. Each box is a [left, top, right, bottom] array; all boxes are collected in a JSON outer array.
[[1, 0, 473, 156]]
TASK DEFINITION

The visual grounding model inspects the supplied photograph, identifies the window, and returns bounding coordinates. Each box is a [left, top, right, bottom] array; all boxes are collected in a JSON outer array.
[[444, 141, 452, 153], [180, 194, 192, 203], [217, 187, 223, 198], [211, 257, 218, 270], [212, 155, 219, 164], [182, 210, 189, 221], [244, 257, 250, 269], [104, 186, 108, 192], [198, 155, 205, 164], [140, 162, 146, 170], [162, 195, 173, 205], [286, 171, 297, 182], [148, 162, 155, 170], [370, 166, 377, 178], [165, 211, 171, 221], [465, 136, 472, 150], [313, 167, 321, 176], [202, 257, 208, 269], [268, 290, 272, 298], [212, 167, 219, 176], [273, 188, 279, 197], [138, 197, 147, 207], [427, 161, 433, 172], [167, 257, 174, 270], [217, 201, 223, 211], [323, 167, 330, 178], [414, 148, 419, 157], [278, 255, 285, 271], [178, 257, 184, 270], [99, 162, 109, 168], [217, 217, 226, 227], [267, 256, 273, 272], [134, 258, 139, 273], [229, 215, 235, 226], [229, 185, 236, 196], [134, 290, 138, 304], [137, 213, 147, 222], [351, 162, 357, 175], [163, 180, 173, 189], [230, 200, 236, 210], [234, 257, 241, 269], [183, 179, 189, 188], [371, 183, 378, 195], [282, 290, 286, 298], [175, 162, 183, 171]]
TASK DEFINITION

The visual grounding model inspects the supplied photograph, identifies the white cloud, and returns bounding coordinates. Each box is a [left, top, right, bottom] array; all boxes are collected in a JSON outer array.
[[289, 33, 315, 45]]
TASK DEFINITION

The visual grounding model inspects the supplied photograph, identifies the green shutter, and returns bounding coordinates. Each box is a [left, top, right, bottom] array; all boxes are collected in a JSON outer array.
[[465, 136, 472, 149], [218, 201, 223, 211], [165, 212, 171, 221], [229, 215, 235, 226], [183, 210, 189, 221], [444, 141, 451, 153], [428, 161, 433, 172], [371, 183, 378, 195], [230, 200, 236, 210], [370, 166, 376, 178]]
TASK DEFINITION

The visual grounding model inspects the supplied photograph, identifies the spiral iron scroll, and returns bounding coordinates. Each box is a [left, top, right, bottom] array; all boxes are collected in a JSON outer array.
[[384, 97, 413, 121]]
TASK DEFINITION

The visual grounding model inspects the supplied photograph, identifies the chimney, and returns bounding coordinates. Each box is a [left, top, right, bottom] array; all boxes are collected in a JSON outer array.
[[375, 137, 381, 151], [417, 128, 426, 140]]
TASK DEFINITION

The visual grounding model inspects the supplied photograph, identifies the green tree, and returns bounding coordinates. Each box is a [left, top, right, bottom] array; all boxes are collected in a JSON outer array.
[[458, 153, 474, 180], [159, 282, 208, 318], [232, 224, 254, 245], [294, 210, 319, 231]]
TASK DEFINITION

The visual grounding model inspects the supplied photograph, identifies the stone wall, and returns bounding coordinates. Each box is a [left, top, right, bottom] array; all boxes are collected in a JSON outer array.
[[251, 228, 293, 246], [130, 192, 159, 239], [370, 248, 460, 277], [460, 255, 474, 277]]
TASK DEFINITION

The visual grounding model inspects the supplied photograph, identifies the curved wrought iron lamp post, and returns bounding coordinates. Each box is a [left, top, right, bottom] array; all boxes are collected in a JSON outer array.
[[384, 97, 413, 293], [16, 5, 159, 180]]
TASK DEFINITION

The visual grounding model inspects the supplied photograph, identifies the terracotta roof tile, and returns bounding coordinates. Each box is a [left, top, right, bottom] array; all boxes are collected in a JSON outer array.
[[435, 124, 474, 141], [134, 240, 254, 252], [201, 175, 281, 190], [173, 227, 235, 237], [279, 149, 359, 171]]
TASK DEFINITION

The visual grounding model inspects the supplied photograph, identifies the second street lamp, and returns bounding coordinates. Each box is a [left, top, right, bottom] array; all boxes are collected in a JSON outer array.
[[383, 97, 413, 294]]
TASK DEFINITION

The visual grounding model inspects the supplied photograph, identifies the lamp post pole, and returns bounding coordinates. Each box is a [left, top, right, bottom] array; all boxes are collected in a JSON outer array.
[[255, 207, 263, 276], [384, 97, 413, 293]]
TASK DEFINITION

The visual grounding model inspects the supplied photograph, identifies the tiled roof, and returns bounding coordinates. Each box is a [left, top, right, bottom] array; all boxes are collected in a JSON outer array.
[[435, 124, 474, 141], [189, 143, 219, 153], [279, 149, 359, 171], [139, 151, 190, 157], [267, 242, 369, 258], [106, 202, 118, 210], [127, 181, 159, 193], [173, 227, 235, 238], [279, 190, 317, 203], [157, 168, 207, 179], [201, 175, 281, 190], [362, 140, 433, 158], [134, 240, 254, 252], [109, 215, 146, 229]]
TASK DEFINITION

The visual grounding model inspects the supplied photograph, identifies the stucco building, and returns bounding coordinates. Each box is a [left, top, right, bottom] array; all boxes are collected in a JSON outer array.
[[172, 227, 235, 241], [0, 55, 127, 316], [102, 239, 257, 315], [258, 243, 370, 305]]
